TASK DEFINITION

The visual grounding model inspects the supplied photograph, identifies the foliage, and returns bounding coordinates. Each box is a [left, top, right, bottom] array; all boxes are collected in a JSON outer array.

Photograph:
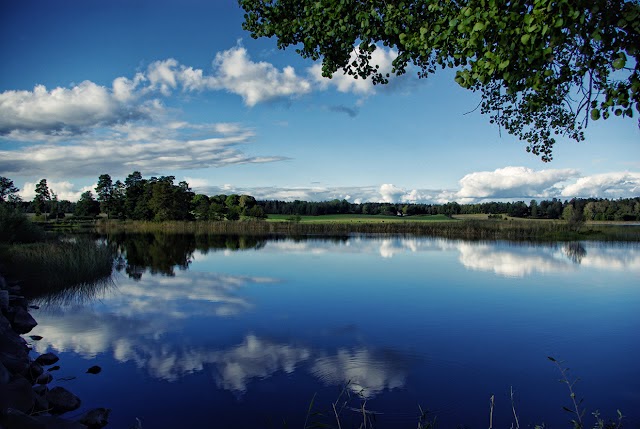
[[259, 197, 640, 221], [75, 191, 101, 218], [0, 176, 21, 203], [0, 203, 45, 243], [240, 0, 640, 160], [33, 178, 51, 217]]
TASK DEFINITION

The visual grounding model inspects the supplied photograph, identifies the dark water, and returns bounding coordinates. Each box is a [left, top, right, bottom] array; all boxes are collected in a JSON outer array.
[[28, 235, 640, 428]]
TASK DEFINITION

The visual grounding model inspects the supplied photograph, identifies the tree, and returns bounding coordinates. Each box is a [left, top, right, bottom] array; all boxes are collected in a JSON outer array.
[[33, 179, 51, 218], [95, 174, 114, 218], [75, 191, 101, 217], [240, 0, 640, 161], [0, 176, 20, 204]]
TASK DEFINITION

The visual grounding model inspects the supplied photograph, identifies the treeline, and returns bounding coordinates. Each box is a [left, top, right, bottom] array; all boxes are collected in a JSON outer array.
[[258, 197, 640, 221], [2, 174, 639, 222], [1, 173, 266, 222]]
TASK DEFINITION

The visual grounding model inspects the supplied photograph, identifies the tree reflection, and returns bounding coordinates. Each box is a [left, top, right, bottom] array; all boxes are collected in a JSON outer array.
[[108, 233, 269, 279], [562, 242, 587, 264]]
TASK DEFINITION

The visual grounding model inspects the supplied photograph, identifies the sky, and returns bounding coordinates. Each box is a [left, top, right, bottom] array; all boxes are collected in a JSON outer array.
[[1, 0, 639, 204]]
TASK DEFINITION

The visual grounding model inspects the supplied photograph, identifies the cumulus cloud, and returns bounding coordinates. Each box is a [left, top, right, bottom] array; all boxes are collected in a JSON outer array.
[[456, 166, 580, 200], [0, 45, 314, 139], [309, 46, 398, 96], [0, 81, 151, 136], [561, 172, 640, 198], [209, 46, 312, 106]]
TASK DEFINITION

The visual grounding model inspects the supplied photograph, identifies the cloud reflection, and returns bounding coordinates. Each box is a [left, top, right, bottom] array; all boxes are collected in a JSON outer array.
[[311, 348, 408, 398]]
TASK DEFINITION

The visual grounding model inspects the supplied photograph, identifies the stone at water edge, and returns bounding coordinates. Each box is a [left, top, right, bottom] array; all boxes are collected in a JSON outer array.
[[3, 376, 35, 413], [79, 408, 111, 428], [46, 386, 81, 414], [28, 362, 44, 382], [10, 307, 37, 334], [29, 335, 43, 341], [2, 408, 46, 429], [0, 361, 10, 385], [35, 352, 60, 366], [86, 365, 102, 374], [36, 372, 53, 385], [0, 289, 8, 312]]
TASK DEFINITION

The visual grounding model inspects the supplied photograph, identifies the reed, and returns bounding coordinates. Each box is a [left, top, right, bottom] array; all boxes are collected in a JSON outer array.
[[94, 219, 640, 241], [0, 238, 113, 297]]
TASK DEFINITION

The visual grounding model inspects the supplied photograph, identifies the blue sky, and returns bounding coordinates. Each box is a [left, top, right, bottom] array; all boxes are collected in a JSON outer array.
[[1, 0, 638, 203]]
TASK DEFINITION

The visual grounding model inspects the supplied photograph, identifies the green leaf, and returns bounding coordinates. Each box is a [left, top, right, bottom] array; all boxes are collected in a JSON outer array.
[[521, 34, 531, 44], [473, 22, 485, 32], [613, 57, 626, 70], [498, 59, 510, 69]]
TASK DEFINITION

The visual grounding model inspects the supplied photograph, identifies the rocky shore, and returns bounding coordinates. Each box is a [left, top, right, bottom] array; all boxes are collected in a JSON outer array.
[[0, 274, 110, 428]]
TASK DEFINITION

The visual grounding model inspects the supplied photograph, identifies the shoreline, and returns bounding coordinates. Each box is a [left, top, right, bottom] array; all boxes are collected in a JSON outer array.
[[88, 219, 640, 242], [0, 274, 110, 428]]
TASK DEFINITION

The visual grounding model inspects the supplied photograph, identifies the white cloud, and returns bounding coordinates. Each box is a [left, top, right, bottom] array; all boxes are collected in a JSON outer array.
[[209, 45, 312, 106], [19, 180, 95, 201], [1, 122, 286, 180], [0, 81, 149, 135], [456, 166, 581, 200], [561, 172, 640, 198], [309, 46, 398, 96]]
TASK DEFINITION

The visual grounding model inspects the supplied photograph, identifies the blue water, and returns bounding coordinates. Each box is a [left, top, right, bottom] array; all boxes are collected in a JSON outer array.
[[27, 236, 640, 428]]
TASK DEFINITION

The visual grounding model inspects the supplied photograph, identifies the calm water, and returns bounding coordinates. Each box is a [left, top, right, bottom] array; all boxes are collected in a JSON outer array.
[[28, 235, 640, 428]]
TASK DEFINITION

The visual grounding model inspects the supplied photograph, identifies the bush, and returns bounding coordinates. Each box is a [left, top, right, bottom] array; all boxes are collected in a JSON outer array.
[[0, 204, 46, 243]]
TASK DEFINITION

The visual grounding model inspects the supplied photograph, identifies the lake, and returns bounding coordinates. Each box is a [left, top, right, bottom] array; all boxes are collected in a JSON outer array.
[[27, 234, 640, 428]]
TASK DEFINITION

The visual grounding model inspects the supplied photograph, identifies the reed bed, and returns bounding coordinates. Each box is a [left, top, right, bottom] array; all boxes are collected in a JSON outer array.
[[95, 219, 640, 241], [1, 238, 114, 296]]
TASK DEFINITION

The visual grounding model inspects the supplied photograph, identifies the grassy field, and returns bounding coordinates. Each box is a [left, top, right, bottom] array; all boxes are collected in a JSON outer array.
[[266, 214, 454, 223]]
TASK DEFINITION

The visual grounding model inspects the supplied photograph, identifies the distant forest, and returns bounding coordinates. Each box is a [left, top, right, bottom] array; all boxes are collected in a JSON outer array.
[[2, 173, 639, 222]]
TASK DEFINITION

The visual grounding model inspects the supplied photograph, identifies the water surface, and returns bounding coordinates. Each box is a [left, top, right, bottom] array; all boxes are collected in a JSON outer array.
[[28, 235, 640, 428]]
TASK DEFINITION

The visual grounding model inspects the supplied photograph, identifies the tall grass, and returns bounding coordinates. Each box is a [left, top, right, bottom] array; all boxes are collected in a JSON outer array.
[[0, 238, 114, 297], [94, 219, 640, 241]]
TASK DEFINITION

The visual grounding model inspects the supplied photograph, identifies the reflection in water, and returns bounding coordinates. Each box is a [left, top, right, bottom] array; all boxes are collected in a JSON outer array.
[[211, 335, 311, 393], [26, 234, 640, 428], [311, 348, 408, 398], [265, 237, 640, 277], [563, 242, 587, 264], [110, 233, 269, 279]]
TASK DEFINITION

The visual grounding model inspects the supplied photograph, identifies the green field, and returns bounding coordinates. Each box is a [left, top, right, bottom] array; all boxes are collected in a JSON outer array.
[[266, 214, 455, 223]]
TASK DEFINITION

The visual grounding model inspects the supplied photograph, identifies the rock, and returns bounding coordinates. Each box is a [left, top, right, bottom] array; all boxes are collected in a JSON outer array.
[[29, 305, 40, 310], [36, 372, 53, 385], [3, 376, 35, 413], [35, 352, 60, 366], [34, 415, 88, 429], [0, 289, 8, 312], [0, 350, 29, 375], [30, 335, 43, 341], [46, 386, 81, 414], [86, 365, 102, 375], [10, 307, 37, 334], [33, 391, 50, 413], [1, 313, 29, 352], [3, 408, 46, 429], [28, 362, 44, 382], [78, 408, 111, 428], [0, 361, 10, 385], [33, 384, 48, 396]]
